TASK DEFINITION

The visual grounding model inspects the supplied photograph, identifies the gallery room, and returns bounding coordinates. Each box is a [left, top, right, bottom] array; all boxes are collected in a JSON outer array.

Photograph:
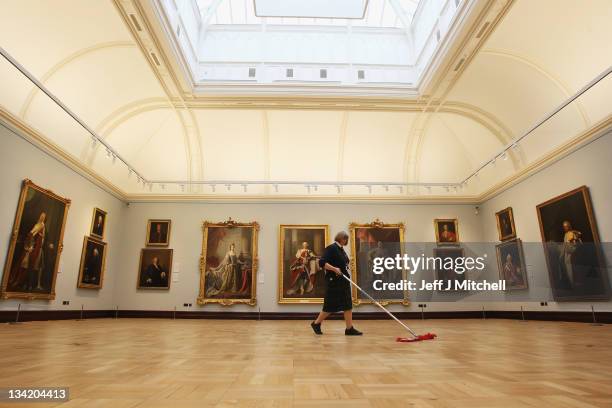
[[0, 0, 611, 406]]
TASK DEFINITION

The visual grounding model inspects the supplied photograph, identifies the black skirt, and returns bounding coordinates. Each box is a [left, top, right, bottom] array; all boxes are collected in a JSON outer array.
[[322, 272, 353, 312]]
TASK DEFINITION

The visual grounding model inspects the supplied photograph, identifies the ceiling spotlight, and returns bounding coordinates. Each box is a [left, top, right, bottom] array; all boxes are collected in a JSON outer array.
[[128, 169, 133, 178], [106, 148, 111, 158], [313, 185, 318, 192], [501, 151, 508, 160], [491, 158, 496, 167], [398, 186, 403, 194], [91, 138, 97, 148], [148, 183, 153, 192], [112, 154, 117, 164], [242, 184, 248, 192], [384, 185, 389, 192], [210, 184, 216, 192], [445, 186, 450, 192], [225, 184, 232, 191], [160, 184, 165, 190], [180, 184, 185, 192], [335, 185, 342, 194], [273, 184, 279, 193], [306, 185, 312, 194], [512, 143, 520, 151], [366, 185, 372, 194], [426, 186, 432, 193]]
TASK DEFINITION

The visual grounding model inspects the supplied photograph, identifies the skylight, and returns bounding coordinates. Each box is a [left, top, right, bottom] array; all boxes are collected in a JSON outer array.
[[158, 0, 465, 96], [254, 0, 368, 19]]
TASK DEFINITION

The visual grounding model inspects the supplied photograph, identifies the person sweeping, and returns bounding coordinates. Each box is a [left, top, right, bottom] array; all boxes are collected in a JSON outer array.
[[311, 231, 363, 336]]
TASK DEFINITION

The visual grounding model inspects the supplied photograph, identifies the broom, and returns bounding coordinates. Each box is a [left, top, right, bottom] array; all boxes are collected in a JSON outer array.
[[339, 273, 436, 342]]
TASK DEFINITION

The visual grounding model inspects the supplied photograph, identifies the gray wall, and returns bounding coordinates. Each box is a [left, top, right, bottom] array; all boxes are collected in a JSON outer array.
[[1, 121, 611, 313], [0, 123, 126, 312]]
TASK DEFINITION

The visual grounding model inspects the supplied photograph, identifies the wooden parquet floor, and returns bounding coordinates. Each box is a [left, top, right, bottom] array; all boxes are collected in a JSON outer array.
[[0, 318, 611, 407]]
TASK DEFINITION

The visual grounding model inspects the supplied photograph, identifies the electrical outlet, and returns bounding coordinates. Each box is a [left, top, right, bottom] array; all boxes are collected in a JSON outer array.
[[183, 303, 188, 307], [62, 300, 70, 305]]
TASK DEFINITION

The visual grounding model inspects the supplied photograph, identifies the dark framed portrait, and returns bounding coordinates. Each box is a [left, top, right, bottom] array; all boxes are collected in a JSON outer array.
[[536, 186, 609, 301], [496, 238, 528, 290], [77, 236, 107, 289], [495, 207, 516, 241], [278, 225, 329, 304], [146, 219, 171, 247], [1, 179, 70, 300], [433, 246, 466, 291], [90, 207, 107, 240], [137, 248, 173, 290], [349, 219, 408, 306], [434, 218, 459, 244], [198, 218, 259, 306]]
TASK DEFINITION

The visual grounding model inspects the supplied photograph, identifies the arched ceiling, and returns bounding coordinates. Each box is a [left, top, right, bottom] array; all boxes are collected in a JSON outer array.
[[0, 0, 610, 201]]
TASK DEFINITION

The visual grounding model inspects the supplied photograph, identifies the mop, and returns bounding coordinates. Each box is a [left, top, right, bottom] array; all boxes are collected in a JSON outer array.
[[339, 273, 437, 342]]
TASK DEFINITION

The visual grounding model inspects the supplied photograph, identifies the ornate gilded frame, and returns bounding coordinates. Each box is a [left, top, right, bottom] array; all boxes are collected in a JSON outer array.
[[495, 238, 528, 291], [434, 218, 460, 244], [349, 218, 408, 306], [77, 236, 107, 289], [278, 224, 329, 304], [198, 218, 259, 306], [1, 179, 71, 300], [495, 207, 517, 242], [89, 207, 107, 241], [145, 219, 172, 247]]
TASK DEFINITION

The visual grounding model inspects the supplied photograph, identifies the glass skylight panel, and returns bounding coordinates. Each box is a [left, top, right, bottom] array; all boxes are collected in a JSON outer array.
[[254, 0, 368, 19]]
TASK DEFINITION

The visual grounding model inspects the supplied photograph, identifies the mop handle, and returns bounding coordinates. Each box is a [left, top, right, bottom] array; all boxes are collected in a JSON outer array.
[[338, 273, 418, 338]]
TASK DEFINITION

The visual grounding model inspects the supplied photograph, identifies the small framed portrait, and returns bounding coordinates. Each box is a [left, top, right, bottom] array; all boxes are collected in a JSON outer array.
[[90, 207, 107, 240], [434, 218, 459, 244], [433, 246, 466, 291], [146, 219, 171, 247], [77, 236, 107, 289], [536, 186, 609, 301], [496, 238, 528, 290], [1, 179, 71, 300], [495, 207, 516, 241], [137, 248, 173, 290], [278, 225, 329, 304]]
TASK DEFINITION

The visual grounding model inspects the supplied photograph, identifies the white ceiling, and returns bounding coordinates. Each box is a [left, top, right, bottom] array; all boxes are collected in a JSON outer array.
[[0, 0, 611, 200]]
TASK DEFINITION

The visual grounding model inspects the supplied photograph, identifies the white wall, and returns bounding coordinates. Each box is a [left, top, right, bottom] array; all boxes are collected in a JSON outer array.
[[0, 123, 126, 311], [480, 130, 612, 312]]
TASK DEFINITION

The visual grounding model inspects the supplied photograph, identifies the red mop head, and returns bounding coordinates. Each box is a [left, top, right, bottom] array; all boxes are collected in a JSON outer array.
[[396, 332, 437, 342]]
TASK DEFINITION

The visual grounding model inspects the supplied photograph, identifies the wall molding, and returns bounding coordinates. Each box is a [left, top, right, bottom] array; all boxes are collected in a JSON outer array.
[[1, 309, 609, 324]]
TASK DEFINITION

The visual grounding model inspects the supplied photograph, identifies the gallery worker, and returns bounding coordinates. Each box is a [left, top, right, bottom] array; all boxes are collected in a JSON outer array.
[[311, 231, 362, 336]]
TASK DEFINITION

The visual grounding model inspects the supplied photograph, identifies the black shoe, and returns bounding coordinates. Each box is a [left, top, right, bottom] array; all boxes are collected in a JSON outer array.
[[311, 321, 323, 335], [345, 326, 363, 336]]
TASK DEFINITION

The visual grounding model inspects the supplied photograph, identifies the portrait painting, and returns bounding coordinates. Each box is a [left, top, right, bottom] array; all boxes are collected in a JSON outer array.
[[146, 219, 171, 247], [77, 236, 107, 289], [90, 207, 107, 240], [536, 186, 609, 301], [495, 207, 516, 241], [137, 248, 173, 290], [434, 218, 459, 244], [1, 179, 70, 300], [278, 225, 328, 304], [198, 218, 259, 306], [496, 238, 528, 290], [433, 246, 466, 291], [349, 219, 408, 305]]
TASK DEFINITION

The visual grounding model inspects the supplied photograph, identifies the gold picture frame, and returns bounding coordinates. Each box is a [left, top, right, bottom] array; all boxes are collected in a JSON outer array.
[[1, 179, 71, 300], [278, 224, 329, 304], [137, 248, 173, 290], [90, 207, 107, 241], [145, 219, 171, 247], [434, 218, 460, 244], [77, 236, 107, 289], [495, 207, 517, 241], [198, 218, 259, 306], [496, 238, 528, 291], [349, 218, 408, 306]]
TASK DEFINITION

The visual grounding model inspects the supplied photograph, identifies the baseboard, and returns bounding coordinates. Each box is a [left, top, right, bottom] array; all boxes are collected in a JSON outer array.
[[1, 309, 610, 324]]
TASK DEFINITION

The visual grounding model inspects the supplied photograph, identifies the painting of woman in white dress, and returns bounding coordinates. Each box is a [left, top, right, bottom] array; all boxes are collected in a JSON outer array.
[[198, 218, 259, 306]]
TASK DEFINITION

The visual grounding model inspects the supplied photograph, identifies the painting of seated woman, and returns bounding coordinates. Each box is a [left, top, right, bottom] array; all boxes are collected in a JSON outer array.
[[198, 218, 259, 306]]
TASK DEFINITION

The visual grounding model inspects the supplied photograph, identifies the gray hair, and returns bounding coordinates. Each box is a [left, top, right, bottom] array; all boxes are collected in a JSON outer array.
[[334, 231, 349, 243]]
